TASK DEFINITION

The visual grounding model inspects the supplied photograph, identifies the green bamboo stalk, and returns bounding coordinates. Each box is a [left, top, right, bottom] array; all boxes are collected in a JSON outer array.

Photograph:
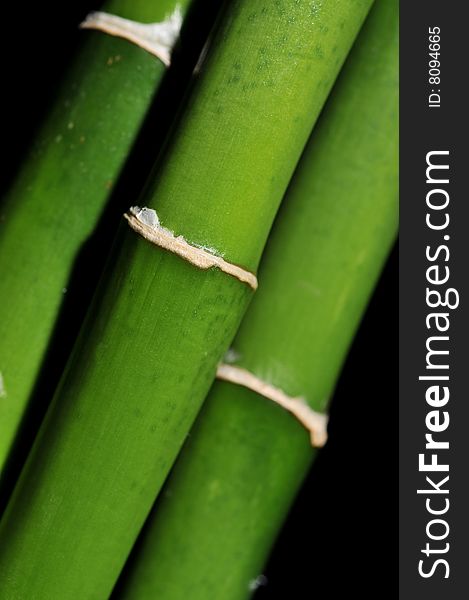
[[0, 0, 195, 476], [114, 1, 398, 598], [0, 1, 373, 598]]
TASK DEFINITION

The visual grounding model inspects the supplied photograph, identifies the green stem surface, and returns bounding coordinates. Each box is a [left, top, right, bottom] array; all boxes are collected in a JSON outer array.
[[0, 0, 193, 474], [115, 1, 398, 598], [0, 1, 372, 598]]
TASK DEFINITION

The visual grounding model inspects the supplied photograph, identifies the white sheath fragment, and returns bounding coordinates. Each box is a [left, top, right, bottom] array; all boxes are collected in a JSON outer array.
[[216, 363, 328, 447], [124, 207, 258, 290], [80, 6, 183, 66]]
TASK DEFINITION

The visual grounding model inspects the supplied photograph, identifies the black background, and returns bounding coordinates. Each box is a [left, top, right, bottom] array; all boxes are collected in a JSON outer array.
[[1, 2, 397, 598]]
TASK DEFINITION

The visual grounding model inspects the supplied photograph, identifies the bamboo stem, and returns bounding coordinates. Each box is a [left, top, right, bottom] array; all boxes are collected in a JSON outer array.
[[0, 0, 194, 477], [114, 1, 398, 598]]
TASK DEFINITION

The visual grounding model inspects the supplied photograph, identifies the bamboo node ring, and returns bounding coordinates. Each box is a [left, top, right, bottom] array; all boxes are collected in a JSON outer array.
[[124, 207, 258, 290], [216, 363, 328, 447], [79, 6, 183, 66]]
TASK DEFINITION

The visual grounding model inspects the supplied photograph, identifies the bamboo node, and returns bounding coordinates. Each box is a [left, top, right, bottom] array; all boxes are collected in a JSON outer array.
[[216, 363, 328, 447], [124, 207, 258, 290], [79, 6, 183, 66]]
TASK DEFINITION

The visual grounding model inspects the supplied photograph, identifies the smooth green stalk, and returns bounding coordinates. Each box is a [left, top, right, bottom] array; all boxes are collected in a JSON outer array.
[[0, 0, 194, 475], [115, 1, 398, 598], [0, 1, 372, 598]]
